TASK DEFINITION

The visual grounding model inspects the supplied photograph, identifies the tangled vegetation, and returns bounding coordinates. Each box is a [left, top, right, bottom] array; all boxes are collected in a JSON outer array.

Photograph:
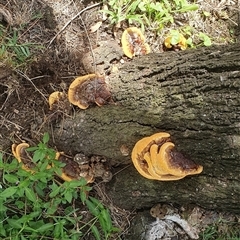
[[0, 133, 119, 240]]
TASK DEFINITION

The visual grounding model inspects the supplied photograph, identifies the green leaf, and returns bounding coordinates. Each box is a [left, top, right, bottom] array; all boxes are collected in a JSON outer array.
[[49, 183, 61, 198], [42, 132, 50, 144], [34, 184, 45, 197], [199, 32, 212, 46], [68, 179, 85, 188], [85, 199, 100, 216], [39, 159, 50, 172], [89, 196, 104, 210], [4, 174, 19, 183], [15, 200, 25, 210], [26, 146, 38, 152], [64, 190, 73, 203], [178, 4, 198, 12], [100, 209, 113, 232], [33, 149, 45, 162], [80, 190, 87, 204], [0, 186, 17, 199], [7, 218, 22, 229], [25, 188, 37, 202], [37, 223, 54, 233], [0, 201, 7, 212], [90, 225, 101, 240]]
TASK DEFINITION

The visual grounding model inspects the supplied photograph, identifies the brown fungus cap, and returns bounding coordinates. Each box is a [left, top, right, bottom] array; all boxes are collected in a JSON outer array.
[[158, 142, 203, 177], [68, 74, 111, 109], [121, 27, 151, 58], [55, 152, 94, 183]]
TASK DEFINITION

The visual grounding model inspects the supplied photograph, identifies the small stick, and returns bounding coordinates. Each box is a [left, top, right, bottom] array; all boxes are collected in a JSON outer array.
[[47, 2, 101, 48], [15, 70, 48, 102]]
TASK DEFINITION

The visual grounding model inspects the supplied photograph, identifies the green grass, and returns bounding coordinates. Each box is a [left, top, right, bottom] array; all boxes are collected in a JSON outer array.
[[200, 220, 240, 240], [0, 24, 42, 68]]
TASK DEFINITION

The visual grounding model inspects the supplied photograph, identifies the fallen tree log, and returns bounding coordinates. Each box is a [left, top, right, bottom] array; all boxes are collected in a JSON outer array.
[[52, 43, 240, 213]]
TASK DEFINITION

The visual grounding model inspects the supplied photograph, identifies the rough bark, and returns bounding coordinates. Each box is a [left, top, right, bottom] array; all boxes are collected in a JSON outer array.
[[52, 43, 240, 213]]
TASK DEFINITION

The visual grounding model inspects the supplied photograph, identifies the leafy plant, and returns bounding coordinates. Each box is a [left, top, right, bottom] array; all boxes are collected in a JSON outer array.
[[102, 0, 198, 30], [198, 32, 212, 47], [0, 133, 118, 239], [0, 24, 42, 68]]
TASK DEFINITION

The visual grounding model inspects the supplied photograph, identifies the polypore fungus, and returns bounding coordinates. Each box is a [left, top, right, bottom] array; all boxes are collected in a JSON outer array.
[[12, 143, 35, 171], [56, 152, 94, 183], [48, 91, 66, 110], [131, 132, 203, 181], [121, 27, 151, 58], [68, 74, 112, 109], [158, 142, 203, 177], [164, 33, 187, 50], [131, 132, 171, 180]]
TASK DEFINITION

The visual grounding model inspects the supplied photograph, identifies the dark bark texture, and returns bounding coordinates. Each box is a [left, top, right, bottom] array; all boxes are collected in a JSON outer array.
[[52, 43, 240, 213]]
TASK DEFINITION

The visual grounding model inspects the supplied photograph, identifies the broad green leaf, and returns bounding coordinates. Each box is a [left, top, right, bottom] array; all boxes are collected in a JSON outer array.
[[33, 149, 45, 162], [0, 186, 17, 199], [34, 184, 45, 197], [199, 32, 212, 46], [37, 223, 54, 233], [4, 174, 19, 183], [7, 218, 22, 229], [68, 180, 85, 188], [39, 159, 50, 172], [49, 185, 61, 198], [25, 188, 36, 202], [26, 146, 38, 152], [64, 190, 73, 203]]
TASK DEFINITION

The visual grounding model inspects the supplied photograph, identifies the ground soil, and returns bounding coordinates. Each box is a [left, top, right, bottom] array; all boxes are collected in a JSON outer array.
[[0, 0, 240, 239]]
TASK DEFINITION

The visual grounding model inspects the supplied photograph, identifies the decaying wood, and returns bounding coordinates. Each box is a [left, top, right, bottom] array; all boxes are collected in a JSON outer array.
[[52, 43, 240, 213]]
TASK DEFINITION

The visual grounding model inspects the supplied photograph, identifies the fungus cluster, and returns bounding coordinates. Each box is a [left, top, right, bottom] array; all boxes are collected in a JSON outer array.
[[48, 74, 112, 111], [11, 143, 112, 184], [131, 132, 203, 181], [68, 73, 111, 109], [121, 27, 151, 58], [11, 143, 94, 183]]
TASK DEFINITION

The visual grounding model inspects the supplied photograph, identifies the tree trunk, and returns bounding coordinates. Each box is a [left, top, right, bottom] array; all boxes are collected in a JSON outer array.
[[52, 43, 240, 213]]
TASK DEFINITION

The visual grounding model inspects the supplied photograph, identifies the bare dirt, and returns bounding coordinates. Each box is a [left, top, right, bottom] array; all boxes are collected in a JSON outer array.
[[0, 0, 240, 239]]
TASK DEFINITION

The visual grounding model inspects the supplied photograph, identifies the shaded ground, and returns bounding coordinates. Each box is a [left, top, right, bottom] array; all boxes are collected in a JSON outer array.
[[0, 0, 240, 238]]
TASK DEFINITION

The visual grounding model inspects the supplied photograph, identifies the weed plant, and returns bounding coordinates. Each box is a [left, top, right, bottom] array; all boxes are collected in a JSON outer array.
[[102, 0, 212, 47], [0, 133, 118, 240], [0, 24, 41, 68]]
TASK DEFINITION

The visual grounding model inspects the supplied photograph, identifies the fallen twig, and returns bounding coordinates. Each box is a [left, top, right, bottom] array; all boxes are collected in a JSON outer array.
[[47, 2, 101, 48]]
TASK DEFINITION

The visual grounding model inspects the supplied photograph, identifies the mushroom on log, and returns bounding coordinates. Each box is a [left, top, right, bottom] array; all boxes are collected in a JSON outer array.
[[51, 43, 240, 213]]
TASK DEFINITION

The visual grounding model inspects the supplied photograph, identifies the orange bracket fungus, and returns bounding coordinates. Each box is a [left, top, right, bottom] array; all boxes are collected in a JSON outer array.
[[48, 91, 66, 110], [121, 27, 151, 58], [12, 143, 35, 172], [131, 132, 203, 181], [11, 144, 94, 183], [164, 33, 187, 51], [68, 74, 112, 109]]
